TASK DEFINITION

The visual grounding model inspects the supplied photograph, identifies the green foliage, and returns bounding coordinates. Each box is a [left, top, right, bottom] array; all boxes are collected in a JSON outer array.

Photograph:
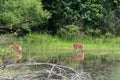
[[42, 0, 104, 32], [0, 34, 120, 65], [43, 0, 120, 36], [0, 45, 19, 59], [0, 0, 120, 36], [85, 27, 101, 36], [104, 11, 120, 35], [0, 0, 51, 31], [16, 33, 120, 65], [58, 24, 80, 40]]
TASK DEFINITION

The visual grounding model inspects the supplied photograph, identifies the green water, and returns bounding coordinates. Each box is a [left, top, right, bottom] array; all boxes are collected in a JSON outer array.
[[111, 64, 120, 80]]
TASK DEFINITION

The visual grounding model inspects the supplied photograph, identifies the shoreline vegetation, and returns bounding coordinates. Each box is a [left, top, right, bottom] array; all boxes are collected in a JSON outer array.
[[0, 0, 120, 79], [0, 33, 120, 66], [0, 0, 120, 67]]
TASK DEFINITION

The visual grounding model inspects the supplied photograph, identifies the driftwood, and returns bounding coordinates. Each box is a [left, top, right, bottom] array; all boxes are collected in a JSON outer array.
[[0, 62, 90, 80]]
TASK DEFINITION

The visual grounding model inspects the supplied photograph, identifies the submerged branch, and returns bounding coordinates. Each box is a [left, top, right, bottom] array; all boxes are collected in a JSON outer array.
[[0, 62, 88, 80]]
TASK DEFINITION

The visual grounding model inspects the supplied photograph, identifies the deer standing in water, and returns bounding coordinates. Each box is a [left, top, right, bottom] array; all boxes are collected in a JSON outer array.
[[12, 44, 22, 63], [73, 43, 84, 62]]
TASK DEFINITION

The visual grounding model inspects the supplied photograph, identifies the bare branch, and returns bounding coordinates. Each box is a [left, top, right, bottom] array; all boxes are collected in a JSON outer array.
[[0, 62, 88, 80]]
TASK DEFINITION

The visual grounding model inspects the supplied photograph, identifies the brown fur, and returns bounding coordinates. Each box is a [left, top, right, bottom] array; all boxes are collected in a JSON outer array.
[[13, 54, 22, 63], [73, 53, 84, 62], [12, 44, 22, 63], [12, 44, 22, 54], [73, 43, 84, 62]]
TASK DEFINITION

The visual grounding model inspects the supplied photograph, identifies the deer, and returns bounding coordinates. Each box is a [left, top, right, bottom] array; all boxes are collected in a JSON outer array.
[[12, 44, 22, 63], [73, 43, 84, 62]]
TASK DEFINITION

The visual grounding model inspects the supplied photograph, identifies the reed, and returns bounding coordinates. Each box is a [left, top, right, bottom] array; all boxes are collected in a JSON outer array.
[[0, 33, 120, 66]]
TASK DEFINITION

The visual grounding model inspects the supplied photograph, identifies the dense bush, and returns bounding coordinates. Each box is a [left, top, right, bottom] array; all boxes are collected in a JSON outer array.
[[42, 0, 120, 36], [103, 11, 120, 35], [0, 0, 51, 32], [0, 0, 120, 37], [58, 24, 80, 40]]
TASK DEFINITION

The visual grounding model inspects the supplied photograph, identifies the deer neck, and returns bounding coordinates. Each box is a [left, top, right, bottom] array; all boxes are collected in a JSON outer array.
[[81, 48, 84, 54]]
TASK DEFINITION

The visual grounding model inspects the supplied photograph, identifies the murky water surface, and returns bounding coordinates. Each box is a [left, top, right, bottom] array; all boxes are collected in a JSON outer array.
[[0, 61, 120, 80], [0, 51, 120, 80]]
